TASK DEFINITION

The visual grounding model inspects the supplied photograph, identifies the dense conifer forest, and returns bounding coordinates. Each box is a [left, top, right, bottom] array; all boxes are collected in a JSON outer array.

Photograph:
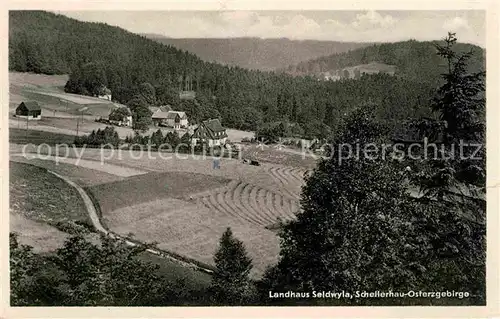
[[9, 11, 484, 135]]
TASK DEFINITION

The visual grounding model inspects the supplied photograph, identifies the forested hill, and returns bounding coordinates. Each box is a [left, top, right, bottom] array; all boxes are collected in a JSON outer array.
[[282, 40, 485, 83], [142, 35, 372, 71], [8, 10, 483, 135]]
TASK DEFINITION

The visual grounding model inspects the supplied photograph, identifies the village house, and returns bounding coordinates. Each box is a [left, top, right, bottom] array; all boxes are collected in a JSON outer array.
[[191, 118, 228, 147], [151, 110, 170, 127], [97, 87, 112, 101], [151, 106, 188, 129], [165, 111, 188, 129], [150, 106, 171, 126], [108, 106, 133, 127], [15, 101, 42, 120]]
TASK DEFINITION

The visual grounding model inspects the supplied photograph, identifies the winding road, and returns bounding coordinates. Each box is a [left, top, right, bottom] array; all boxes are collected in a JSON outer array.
[[49, 170, 107, 234]]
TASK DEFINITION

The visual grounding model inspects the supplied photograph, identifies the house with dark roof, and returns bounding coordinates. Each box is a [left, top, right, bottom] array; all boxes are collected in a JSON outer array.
[[15, 101, 42, 120], [108, 106, 133, 127], [165, 111, 188, 129], [151, 110, 170, 126], [151, 108, 188, 129], [191, 119, 228, 147]]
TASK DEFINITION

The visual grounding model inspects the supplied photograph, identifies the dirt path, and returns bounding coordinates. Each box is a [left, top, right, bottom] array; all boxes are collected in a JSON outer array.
[[49, 170, 107, 234]]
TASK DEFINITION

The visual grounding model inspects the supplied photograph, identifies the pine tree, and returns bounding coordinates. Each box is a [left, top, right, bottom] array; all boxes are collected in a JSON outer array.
[[261, 109, 423, 302], [209, 228, 254, 305], [429, 32, 485, 188], [261, 106, 485, 305]]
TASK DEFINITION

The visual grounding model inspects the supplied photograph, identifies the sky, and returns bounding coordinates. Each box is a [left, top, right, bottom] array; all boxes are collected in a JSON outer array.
[[58, 10, 486, 47]]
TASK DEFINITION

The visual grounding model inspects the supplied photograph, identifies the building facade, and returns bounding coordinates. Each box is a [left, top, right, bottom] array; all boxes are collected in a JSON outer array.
[[152, 109, 188, 129], [191, 118, 228, 147], [15, 101, 42, 120], [165, 111, 188, 129]]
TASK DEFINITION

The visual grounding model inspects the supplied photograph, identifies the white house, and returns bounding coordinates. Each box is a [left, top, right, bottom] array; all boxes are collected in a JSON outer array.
[[191, 118, 228, 147], [108, 106, 132, 127]]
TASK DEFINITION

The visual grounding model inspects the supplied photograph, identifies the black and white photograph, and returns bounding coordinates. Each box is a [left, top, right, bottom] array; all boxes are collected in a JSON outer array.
[[2, 2, 497, 316]]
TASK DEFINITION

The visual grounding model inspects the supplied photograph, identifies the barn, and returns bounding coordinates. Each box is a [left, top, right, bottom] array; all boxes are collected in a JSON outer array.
[[15, 101, 42, 120]]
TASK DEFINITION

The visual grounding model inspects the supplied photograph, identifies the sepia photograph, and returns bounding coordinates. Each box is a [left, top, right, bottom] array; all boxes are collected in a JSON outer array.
[[2, 2, 498, 316]]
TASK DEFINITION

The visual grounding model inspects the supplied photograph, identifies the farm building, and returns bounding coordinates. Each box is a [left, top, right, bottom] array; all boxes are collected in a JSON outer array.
[[108, 106, 133, 127], [191, 118, 228, 147], [151, 110, 170, 126], [97, 87, 112, 101], [165, 111, 188, 129], [15, 101, 42, 120], [152, 109, 188, 129], [150, 106, 171, 126]]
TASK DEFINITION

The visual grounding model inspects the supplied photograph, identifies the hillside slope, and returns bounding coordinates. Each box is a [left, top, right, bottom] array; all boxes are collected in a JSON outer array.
[[283, 39, 485, 83], [143, 35, 372, 71], [9, 11, 483, 136]]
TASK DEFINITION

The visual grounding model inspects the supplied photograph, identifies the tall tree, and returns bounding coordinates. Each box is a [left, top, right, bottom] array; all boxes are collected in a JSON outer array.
[[427, 32, 485, 188], [209, 228, 254, 305], [127, 97, 152, 132], [261, 106, 485, 305]]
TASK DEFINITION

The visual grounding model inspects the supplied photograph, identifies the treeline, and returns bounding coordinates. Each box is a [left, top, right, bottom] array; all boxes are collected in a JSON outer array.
[[74, 127, 120, 147], [9, 11, 483, 136], [74, 127, 239, 157]]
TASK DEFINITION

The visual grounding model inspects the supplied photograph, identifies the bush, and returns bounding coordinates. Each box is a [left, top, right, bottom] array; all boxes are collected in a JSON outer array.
[[52, 220, 90, 235]]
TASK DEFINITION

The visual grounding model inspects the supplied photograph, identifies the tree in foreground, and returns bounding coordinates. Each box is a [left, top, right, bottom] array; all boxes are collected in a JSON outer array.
[[414, 32, 485, 193], [260, 109, 424, 305], [10, 233, 193, 306], [209, 227, 255, 305], [409, 32, 486, 302], [260, 103, 485, 305]]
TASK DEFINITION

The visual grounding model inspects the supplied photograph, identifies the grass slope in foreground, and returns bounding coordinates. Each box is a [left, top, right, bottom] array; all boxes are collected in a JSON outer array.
[[10, 161, 90, 225]]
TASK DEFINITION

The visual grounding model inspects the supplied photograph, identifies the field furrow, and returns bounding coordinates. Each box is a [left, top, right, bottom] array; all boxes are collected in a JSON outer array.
[[256, 188, 279, 223], [291, 168, 306, 184], [216, 192, 236, 219], [239, 184, 267, 226], [288, 199, 301, 218], [220, 189, 254, 224], [279, 193, 292, 218], [227, 183, 263, 225], [271, 192, 288, 223], [248, 185, 271, 225]]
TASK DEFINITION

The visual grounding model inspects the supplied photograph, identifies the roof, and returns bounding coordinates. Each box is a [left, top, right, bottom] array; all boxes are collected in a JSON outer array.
[[149, 105, 172, 113], [166, 112, 179, 119], [164, 111, 187, 120], [193, 118, 227, 140], [152, 111, 170, 119], [203, 119, 225, 133], [18, 101, 41, 111], [168, 111, 187, 119]]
